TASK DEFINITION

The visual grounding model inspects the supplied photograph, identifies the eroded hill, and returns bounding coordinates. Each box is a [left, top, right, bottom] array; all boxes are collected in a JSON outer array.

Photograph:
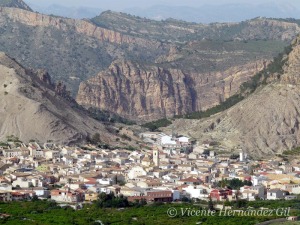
[[166, 36, 300, 157], [0, 52, 112, 144]]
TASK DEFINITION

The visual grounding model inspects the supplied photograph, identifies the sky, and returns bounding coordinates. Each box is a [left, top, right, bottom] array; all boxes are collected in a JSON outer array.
[[24, 0, 300, 10]]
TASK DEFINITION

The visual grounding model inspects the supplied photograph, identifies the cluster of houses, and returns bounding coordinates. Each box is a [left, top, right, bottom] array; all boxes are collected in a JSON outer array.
[[0, 133, 299, 207]]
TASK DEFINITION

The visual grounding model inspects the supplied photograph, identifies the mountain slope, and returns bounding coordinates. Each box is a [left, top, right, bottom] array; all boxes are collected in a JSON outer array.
[[91, 11, 300, 42], [0, 0, 32, 11], [0, 7, 162, 95], [167, 36, 300, 157], [0, 52, 111, 144], [0, 8, 299, 120], [76, 59, 266, 121]]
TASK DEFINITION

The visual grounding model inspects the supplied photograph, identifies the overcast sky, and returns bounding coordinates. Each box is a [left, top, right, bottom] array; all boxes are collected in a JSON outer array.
[[25, 0, 300, 10]]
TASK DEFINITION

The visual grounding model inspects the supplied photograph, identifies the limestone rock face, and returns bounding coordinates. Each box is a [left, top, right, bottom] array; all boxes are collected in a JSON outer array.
[[0, 7, 159, 47], [167, 35, 300, 157], [76, 59, 266, 121], [281, 37, 300, 85]]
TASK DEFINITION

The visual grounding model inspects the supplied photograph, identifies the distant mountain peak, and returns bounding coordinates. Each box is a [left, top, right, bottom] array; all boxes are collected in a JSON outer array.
[[0, 0, 33, 11]]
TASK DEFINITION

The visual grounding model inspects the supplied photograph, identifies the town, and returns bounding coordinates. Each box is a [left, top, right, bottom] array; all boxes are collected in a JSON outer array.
[[0, 131, 299, 212]]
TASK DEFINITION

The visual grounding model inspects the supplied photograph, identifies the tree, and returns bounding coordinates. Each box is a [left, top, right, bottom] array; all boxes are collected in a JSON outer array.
[[219, 179, 227, 188], [91, 133, 101, 144], [32, 195, 39, 202], [203, 150, 210, 155], [181, 196, 191, 203], [230, 154, 239, 160], [243, 180, 252, 186], [208, 197, 214, 210], [97, 192, 129, 208]]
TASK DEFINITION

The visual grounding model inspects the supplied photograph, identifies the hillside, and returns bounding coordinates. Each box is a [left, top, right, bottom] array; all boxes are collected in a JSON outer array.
[[92, 11, 300, 42], [166, 36, 300, 157], [0, 52, 112, 144], [0, 0, 32, 11], [77, 59, 266, 121], [0, 5, 299, 120]]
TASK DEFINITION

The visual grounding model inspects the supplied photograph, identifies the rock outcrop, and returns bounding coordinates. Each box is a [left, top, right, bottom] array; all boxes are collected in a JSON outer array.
[[0, 7, 159, 47], [167, 36, 300, 157], [93, 11, 300, 42], [76, 59, 266, 121], [0, 7, 299, 121]]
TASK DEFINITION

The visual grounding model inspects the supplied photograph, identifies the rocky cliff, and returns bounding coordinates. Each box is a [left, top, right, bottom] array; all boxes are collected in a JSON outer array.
[[0, 5, 299, 121], [92, 11, 300, 42], [0, 7, 159, 47], [166, 36, 300, 157], [76, 59, 266, 121], [0, 52, 113, 144], [0, 7, 165, 95]]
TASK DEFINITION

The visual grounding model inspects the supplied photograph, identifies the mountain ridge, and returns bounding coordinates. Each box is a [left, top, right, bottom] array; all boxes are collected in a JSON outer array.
[[0, 6, 299, 121], [165, 36, 300, 156], [0, 0, 32, 11]]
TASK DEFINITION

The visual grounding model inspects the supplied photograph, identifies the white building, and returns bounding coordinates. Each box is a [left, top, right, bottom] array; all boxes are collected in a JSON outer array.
[[252, 175, 268, 186], [267, 189, 285, 200], [159, 135, 177, 147], [183, 185, 209, 199], [127, 166, 147, 180]]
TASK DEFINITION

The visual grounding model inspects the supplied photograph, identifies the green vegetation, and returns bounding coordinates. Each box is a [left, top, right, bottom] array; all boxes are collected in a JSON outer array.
[[97, 193, 129, 208], [241, 44, 293, 93], [218, 178, 252, 190], [0, 142, 9, 147], [87, 107, 136, 125], [0, 200, 288, 225], [144, 40, 294, 129], [4, 91, 8, 95], [270, 222, 300, 225], [91, 133, 101, 144], [175, 94, 244, 120], [142, 118, 172, 131], [282, 147, 300, 156], [230, 154, 240, 160], [247, 199, 300, 209], [6, 135, 21, 143], [121, 134, 132, 141]]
